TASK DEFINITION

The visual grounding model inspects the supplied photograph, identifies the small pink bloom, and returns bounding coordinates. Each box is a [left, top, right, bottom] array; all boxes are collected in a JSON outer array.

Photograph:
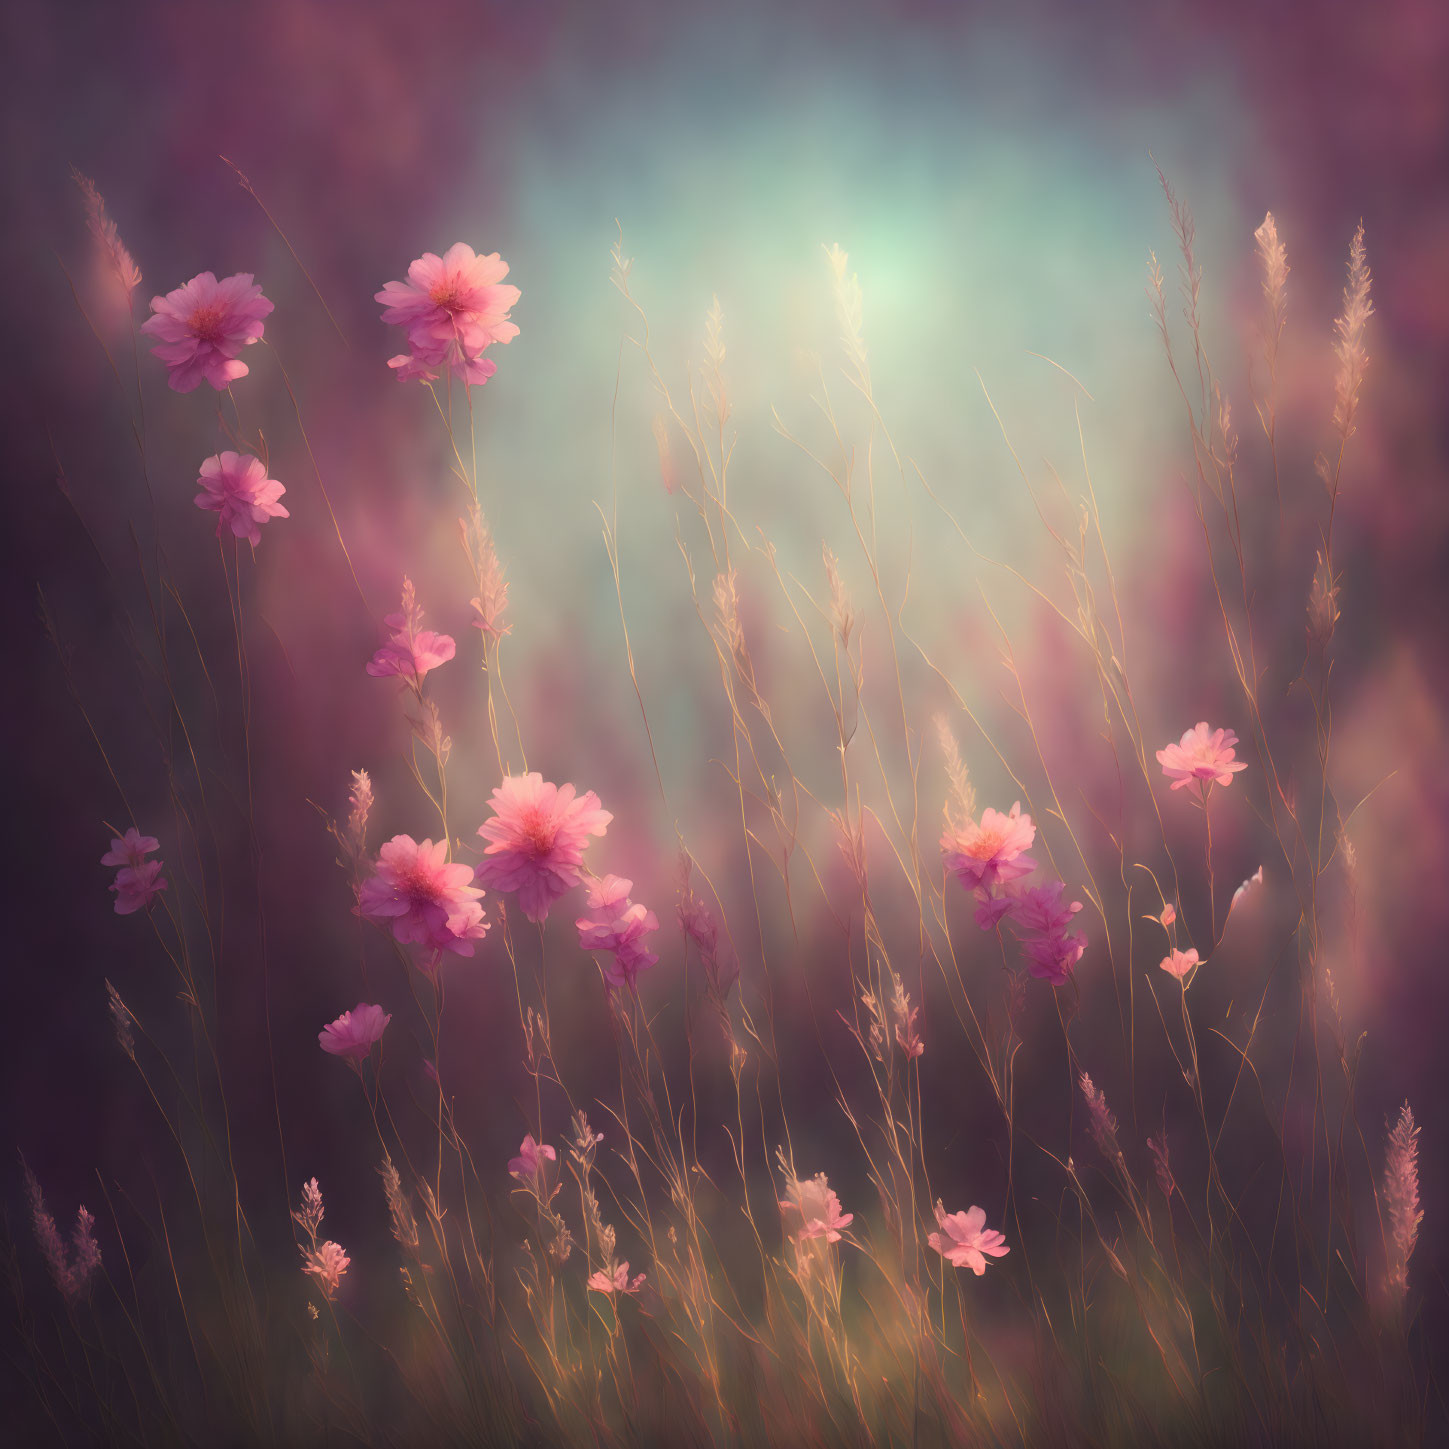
[[1156, 722, 1248, 792], [141, 271, 273, 392], [358, 835, 488, 956], [1022, 928, 1086, 985], [101, 827, 160, 869], [928, 1201, 1009, 1276], [1160, 947, 1200, 981], [318, 1003, 392, 1061], [476, 773, 612, 923], [301, 1240, 350, 1300], [943, 802, 1037, 895], [195, 452, 289, 544], [577, 875, 660, 990], [1160, 903, 1177, 928], [111, 859, 167, 914], [366, 578, 455, 685], [508, 1134, 557, 1181], [588, 1260, 646, 1295], [779, 1172, 853, 1244]]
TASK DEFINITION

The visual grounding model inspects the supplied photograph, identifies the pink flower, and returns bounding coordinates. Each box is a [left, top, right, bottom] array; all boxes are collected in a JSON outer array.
[[318, 1003, 392, 1061], [508, 1134, 557, 1181], [101, 828, 159, 869], [111, 859, 167, 914], [1159, 903, 1177, 928], [1022, 927, 1086, 985], [943, 802, 1037, 894], [194, 452, 289, 544], [577, 875, 660, 990], [475, 773, 612, 923], [973, 890, 1019, 930], [376, 244, 519, 383], [367, 578, 456, 685], [1156, 722, 1248, 792], [588, 1260, 646, 1295], [358, 835, 488, 957], [1160, 947, 1200, 982], [928, 1201, 1009, 1276], [141, 271, 273, 392], [779, 1171, 854, 1244], [1012, 881, 1083, 937], [301, 1240, 350, 1300]]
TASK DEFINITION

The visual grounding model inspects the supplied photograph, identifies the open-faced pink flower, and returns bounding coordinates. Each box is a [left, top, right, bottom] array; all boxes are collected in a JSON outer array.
[[318, 1003, 391, 1061], [1160, 947, 1200, 982], [301, 1240, 350, 1300], [588, 1260, 646, 1296], [508, 1134, 557, 1181], [475, 773, 612, 923], [101, 828, 159, 869], [779, 1172, 853, 1244], [358, 835, 488, 956], [111, 859, 167, 915], [577, 875, 660, 990], [1022, 927, 1086, 985], [928, 1201, 1009, 1276], [195, 452, 289, 544], [1156, 722, 1248, 792], [943, 802, 1037, 894], [141, 271, 273, 392], [366, 578, 456, 685], [376, 244, 519, 383]]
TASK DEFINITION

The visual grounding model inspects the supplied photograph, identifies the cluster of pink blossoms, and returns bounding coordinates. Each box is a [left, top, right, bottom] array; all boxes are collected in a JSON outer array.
[[1156, 721, 1247, 793], [376, 243, 520, 384], [507, 1134, 557, 1184], [942, 803, 1086, 985], [357, 835, 488, 960], [142, 271, 273, 392], [194, 451, 289, 544], [576, 875, 660, 990], [367, 578, 456, 687], [101, 827, 167, 915]]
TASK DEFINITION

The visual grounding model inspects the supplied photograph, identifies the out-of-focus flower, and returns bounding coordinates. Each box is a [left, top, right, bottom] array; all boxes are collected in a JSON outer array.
[[1012, 881, 1083, 937], [346, 770, 373, 859], [194, 452, 289, 544], [1023, 928, 1086, 985], [476, 773, 611, 923], [587, 1260, 646, 1296], [779, 1171, 853, 1244], [101, 828, 159, 869], [576, 875, 660, 990], [928, 1201, 1009, 1276], [942, 802, 1037, 894], [1308, 551, 1341, 649], [1230, 865, 1264, 914], [111, 860, 168, 915], [141, 271, 273, 392], [22, 1162, 101, 1302], [72, 169, 141, 301], [461, 507, 511, 640], [358, 835, 488, 957], [508, 1134, 557, 1182], [1160, 947, 1200, 982], [367, 578, 456, 686], [301, 1240, 350, 1301], [318, 1003, 391, 1062], [1332, 222, 1373, 442], [1156, 722, 1248, 792]]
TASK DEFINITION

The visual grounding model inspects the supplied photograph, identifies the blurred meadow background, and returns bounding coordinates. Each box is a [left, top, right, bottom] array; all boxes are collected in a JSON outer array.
[[3, 0, 1447, 1443]]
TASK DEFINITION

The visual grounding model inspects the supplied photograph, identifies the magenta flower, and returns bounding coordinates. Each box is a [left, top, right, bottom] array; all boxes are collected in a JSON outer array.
[[376, 244, 519, 384], [318, 1003, 392, 1062], [577, 875, 660, 990], [1160, 947, 1200, 982], [588, 1260, 646, 1296], [358, 835, 488, 957], [943, 802, 1037, 894], [928, 1201, 1010, 1276], [1022, 927, 1086, 985], [508, 1134, 558, 1182], [141, 271, 273, 392], [366, 578, 456, 686], [111, 859, 167, 915], [101, 828, 160, 869], [475, 773, 612, 923], [779, 1172, 854, 1244], [194, 452, 289, 544], [1012, 881, 1084, 937], [1156, 722, 1248, 792]]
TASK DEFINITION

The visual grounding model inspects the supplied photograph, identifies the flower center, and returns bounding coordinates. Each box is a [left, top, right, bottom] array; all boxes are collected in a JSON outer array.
[[517, 808, 555, 858], [187, 302, 228, 344]]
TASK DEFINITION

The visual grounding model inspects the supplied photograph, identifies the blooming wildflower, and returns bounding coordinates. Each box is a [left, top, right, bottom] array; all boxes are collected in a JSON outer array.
[[1080, 1073, 1123, 1163], [475, 773, 612, 923], [508, 1134, 557, 1182], [375, 243, 519, 383], [101, 828, 159, 869], [576, 875, 660, 990], [1012, 880, 1083, 938], [928, 1201, 1009, 1276], [1160, 947, 1200, 982], [1155, 722, 1248, 792], [141, 271, 273, 392], [366, 578, 456, 686], [318, 1003, 391, 1062], [358, 835, 488, 957], [194, 452, 289, 544], [293, 1178, 326, 1239], [111, 860, 168, 915], [942, 802, 1037, 894], [588, 1260, 646, 1296], [301, 1240, 350, 1301], [1022, 928, 1086, 985], [779, 1171, 853, 1244], [23, 1162, 101, 1302], [1382, 1102, 1422, 1309]]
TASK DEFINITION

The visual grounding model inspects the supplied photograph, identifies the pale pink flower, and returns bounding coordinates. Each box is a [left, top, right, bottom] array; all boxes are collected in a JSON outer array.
[[1156, 722, 1248, 792], [301, 1240, 350, 1300], [358, 835, 488, 956], [928, 1201, 1009, 1276], [508, 1134, 557, 1181], [101, 827, 159, 869], [1160, 947, 1200, 982], [576, 875, 660, 990], [195, 452, 289, 544], [366, 578, 456, 685], [942, 802, 1037, 894], [318, 1003, 391, 1062], [111, 859, 167, 915], [588, 1260, 646, 1296], [779, 1171, 853, 1244], [1159, 903, 1177, 928], [141, 271, 273, 392], [475, 773, 612, 923], [376, 244, 519, 383]]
